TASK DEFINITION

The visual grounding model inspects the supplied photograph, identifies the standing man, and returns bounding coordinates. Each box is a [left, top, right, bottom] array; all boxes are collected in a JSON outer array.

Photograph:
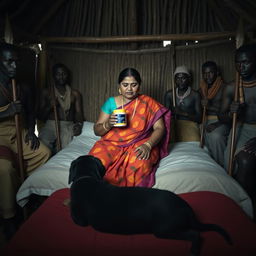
[[37, 63, 84, 155], [199, 61, 230, 167], [164, 65, 202, 142], [0, 43, 50, 239], [220, 44, 256, 214]]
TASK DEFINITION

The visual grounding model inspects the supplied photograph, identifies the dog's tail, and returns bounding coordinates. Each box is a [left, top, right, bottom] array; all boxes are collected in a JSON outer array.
[[195, 222, 232, 245]]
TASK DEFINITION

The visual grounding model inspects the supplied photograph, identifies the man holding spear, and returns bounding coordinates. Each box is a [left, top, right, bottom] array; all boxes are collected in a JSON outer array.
[[199, 61, 230, 167], [0, 42, 50, 240], [220, 44, 256, 213]]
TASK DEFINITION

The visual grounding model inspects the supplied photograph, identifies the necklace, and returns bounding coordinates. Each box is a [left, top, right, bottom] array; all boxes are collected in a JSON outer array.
[[176, 86, 191, 105], [122, 96, 138, 120], [55, 86, 67, 100]]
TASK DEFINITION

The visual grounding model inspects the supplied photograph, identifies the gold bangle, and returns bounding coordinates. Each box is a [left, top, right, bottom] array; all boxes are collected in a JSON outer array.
[[102, 122, 109, 131], [144, 142, 152, 150]]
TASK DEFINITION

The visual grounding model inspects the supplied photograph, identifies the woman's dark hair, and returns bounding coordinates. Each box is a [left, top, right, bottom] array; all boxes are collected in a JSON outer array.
[[118, 68, 142, 85]]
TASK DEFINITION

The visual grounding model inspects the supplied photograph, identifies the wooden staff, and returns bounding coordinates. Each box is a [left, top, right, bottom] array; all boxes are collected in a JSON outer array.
[[46, 56, 62, 151], [170, 45, 177, 142], [171, 45, 176, 110], [11, 79, 25, 182], [228, 18, 244, 176], [200, 103, 207, 148], [228, 72, 241, 176]]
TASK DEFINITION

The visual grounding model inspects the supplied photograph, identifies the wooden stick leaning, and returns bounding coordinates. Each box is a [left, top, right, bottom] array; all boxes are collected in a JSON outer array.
[[11, 79, 25, 182], [228, 18, 244, 176], [199, 104, 207, 148], [46, 56, 62, 152], [171, 45, 176, 109], [228, 73, 241, 176], [171, 45, 176, 142], [12, 79, 28, 219]]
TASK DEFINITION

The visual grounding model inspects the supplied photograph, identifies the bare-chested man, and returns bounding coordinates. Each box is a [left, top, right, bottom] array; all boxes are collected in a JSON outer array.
[[164, 65, 202, 142], [220, 44, 256, 214], [0, 43, 50, 239], [198, 61, 230, 166], [37, 63, 84, 155]]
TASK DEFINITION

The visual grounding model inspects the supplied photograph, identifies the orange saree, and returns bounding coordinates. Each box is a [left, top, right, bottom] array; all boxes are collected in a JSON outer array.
[[89, 94, 171, 187]]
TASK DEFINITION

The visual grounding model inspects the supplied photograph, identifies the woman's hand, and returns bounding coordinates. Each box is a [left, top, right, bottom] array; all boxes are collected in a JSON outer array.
[[107, 113, 118, 128], [134, 143, 151, 160]]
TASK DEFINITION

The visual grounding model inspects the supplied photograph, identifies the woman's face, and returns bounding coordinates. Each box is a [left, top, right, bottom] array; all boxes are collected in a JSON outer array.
[[119, 76, 140, 101]]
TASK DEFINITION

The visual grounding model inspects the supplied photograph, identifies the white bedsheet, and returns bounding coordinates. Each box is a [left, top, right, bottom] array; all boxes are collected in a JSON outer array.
[[16, 122, 253, 218]]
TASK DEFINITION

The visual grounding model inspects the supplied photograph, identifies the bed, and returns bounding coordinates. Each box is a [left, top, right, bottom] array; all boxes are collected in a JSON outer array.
[[17, 121, 253, 218], [5, 121, 255, 255]]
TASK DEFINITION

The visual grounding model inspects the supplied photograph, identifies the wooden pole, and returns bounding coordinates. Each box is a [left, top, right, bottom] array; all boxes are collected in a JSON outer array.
[[12, 79, 28, 219], [228, 73, 241, 176], [46, 54, 62, 152], [200, 105, 207, 148], [228, 18, 244, 176], [171, 45, 176, 109], [11, 79, 25, 182], [41, 32, 235, 44]]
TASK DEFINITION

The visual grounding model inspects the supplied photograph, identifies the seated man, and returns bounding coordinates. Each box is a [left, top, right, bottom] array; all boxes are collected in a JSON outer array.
[[220, 44, 256, 214], [164, 65, 202, 142], [0, 43, 51, 240], [37, 63, 85, 155], [198, 61, 230, 167]]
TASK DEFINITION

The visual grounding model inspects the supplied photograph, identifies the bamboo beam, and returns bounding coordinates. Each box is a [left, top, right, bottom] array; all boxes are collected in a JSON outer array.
[[41, 32, 235, 44], [49, 38, 234, 54]]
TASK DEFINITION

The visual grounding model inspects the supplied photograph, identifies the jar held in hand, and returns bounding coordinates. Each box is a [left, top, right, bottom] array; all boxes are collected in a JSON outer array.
[[113, 109, 127, 127]]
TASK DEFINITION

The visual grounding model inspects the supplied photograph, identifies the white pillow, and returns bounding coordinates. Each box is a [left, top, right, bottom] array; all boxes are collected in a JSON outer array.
[[80, 121, 101, 140]]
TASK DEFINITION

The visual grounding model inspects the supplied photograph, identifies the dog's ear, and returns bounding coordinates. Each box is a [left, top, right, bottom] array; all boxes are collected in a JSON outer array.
[[68, 159, 78, 184]]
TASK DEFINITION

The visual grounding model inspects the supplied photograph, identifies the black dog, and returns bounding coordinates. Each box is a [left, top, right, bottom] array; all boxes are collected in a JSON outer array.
[[69, 155, 232, 256]]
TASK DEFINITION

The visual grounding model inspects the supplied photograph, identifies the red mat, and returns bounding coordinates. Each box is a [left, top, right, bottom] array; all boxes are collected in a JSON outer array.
[[2, 189, 256, 256]]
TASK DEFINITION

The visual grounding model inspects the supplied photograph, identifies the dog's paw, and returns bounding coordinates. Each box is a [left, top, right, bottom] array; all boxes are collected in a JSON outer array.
[[63, 198, 71, 207]]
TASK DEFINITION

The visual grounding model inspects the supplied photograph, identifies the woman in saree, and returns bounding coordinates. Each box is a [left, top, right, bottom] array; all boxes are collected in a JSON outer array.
[[89, 67, 171, 187]]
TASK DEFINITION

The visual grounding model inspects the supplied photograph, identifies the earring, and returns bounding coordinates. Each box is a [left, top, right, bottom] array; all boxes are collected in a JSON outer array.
[[118, 88, 121, 94]]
